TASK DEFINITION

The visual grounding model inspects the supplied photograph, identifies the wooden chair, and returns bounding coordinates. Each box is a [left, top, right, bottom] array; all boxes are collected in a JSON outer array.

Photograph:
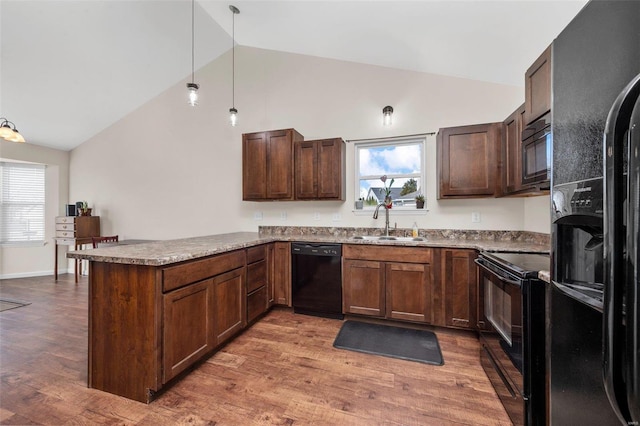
[[92, 235, 119, 248]]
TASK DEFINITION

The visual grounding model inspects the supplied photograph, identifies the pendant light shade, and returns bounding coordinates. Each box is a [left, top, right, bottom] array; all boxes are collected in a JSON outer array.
[[229, 5, 240, 126], [0, 118, 26, 143], [187, 0, 199, 106], [383, 105, 393, 126], [187, 82, 199, 106], [229, 108, 238, 126]]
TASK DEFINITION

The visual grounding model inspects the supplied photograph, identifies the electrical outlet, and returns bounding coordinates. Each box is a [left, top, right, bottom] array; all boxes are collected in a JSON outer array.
[[280, 211, 287, 220], [313, 212, 321, 220], [253, 211, 263, 221], [471, 212, 481, 223], [332, 213, 342, 221]]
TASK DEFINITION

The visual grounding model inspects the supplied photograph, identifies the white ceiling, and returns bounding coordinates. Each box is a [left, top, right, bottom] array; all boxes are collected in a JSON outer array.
[[1, 0, 587, 151]]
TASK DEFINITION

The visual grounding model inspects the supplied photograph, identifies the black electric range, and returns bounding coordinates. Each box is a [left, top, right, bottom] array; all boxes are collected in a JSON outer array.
[[479, 251, 550, 280], [475, 251, 549, 426]]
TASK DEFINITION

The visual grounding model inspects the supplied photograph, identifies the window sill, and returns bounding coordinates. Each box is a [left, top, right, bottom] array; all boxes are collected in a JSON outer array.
[[352, 209, 429, 216], [1, 241, 46, 248]]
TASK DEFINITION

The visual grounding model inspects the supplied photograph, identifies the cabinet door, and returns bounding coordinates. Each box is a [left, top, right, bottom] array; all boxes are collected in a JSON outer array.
[[213, 268, 246, 345], [266, 130, 295, 200], [503, 105, 525, 194], [242, 131, 268, 200], [267, 244, 275, 307], [524, 45, 551, 125], [343, 259, 385, 317], [317, 138, 344, 200], [444, 249, 477, 329], [273, 242, 291, 306], [295, 141, 318, 199], [163, 279, 213, 383], [437, 122, 501, 198], [386, 262, 431, 323]]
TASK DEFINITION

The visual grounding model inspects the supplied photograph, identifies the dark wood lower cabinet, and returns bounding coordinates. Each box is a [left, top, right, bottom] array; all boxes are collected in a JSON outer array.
[[343, 259, 385, 317], [386, 262, 431, 323], [342, 245, 432, 324], [163, 279, 214, 383], [88, 250, 248, 403], [273, 242, 291, 306], [443, 249, 477, 329], [213, 268, 246, 344]]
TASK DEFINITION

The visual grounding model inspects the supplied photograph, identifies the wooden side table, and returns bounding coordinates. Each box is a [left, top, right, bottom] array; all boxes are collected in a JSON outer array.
[[54, 216, 100, 283]]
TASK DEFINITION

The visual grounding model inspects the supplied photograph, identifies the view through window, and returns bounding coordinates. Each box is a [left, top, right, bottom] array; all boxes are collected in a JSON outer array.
[[355, 137, 425, 209], [0, 161, 46, 244]]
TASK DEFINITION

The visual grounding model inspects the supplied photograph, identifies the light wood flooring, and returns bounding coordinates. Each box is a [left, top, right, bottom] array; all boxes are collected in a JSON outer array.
[[0, 274, 511, 425]]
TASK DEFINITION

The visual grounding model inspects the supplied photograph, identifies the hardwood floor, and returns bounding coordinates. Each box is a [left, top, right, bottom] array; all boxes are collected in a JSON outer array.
[[0, 274, 511, 425]]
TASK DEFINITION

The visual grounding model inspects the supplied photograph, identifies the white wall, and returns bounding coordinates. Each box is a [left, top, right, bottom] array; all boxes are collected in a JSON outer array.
[[69, 46, 549, 241], [1, 139, 70, 278]]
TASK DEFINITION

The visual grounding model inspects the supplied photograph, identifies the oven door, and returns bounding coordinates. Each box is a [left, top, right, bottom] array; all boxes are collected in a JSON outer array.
[[476, 258, 525, 426]]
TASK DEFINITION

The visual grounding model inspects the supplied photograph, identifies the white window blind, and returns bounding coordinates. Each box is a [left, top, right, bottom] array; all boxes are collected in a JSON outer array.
[[0, 161, 46, 244]]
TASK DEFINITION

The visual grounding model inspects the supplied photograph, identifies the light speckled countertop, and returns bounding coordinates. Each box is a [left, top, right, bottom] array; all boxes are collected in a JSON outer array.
[[68, 227, 550, 267]]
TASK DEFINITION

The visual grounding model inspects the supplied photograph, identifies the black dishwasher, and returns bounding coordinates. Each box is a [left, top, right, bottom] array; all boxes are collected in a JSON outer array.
[[291, 242, 343, 319]]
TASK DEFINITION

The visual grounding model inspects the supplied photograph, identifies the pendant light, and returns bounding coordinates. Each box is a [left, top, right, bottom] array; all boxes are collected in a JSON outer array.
[[229, 5, 240, 126], [383, 106, 393, 126], [0, 118, 26, 143], [187, 0, 199, 106]]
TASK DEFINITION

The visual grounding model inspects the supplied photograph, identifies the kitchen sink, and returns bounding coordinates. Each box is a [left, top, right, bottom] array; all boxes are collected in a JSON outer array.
[[352, 236, 426, 242]]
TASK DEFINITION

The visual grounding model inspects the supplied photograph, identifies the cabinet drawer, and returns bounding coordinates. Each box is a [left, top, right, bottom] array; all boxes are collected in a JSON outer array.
[[247, 286, 267, 323], [56, 216, 76, 224], [56, 223, 76, 231], [56, 230, 76, 238], [56, 238, 76, 245], [247, 260, 267, 293], [343, 244, 432, 264], [163, 250, 246, 292], [246, 245, 267, 264]]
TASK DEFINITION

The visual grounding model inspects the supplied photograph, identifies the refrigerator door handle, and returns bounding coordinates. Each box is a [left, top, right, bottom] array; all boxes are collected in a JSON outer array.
[[626, 92, 640, 423], [603, 72, 640, 425]]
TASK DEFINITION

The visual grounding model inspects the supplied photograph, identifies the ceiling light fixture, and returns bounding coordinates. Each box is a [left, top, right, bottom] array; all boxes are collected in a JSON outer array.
[[187, 0, 199, 106], [229, 5, 240, 126], [0, 118, 26, 143], [383, 106, 394, 126]]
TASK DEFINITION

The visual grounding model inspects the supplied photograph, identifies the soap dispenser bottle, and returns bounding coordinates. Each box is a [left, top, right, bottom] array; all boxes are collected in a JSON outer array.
[[412, 222, 419, 238]]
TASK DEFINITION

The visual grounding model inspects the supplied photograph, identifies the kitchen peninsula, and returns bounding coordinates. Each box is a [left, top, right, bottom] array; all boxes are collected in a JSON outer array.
[[69, 228, 549, 403]]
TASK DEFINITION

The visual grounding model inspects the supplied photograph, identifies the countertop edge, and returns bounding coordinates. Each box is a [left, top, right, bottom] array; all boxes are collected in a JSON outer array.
[[67, 232, 549, 267]]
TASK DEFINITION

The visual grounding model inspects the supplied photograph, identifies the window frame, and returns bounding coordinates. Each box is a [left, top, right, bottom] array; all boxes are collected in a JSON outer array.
[[354, 135, 426, 212], [0, 161, 46, 246]]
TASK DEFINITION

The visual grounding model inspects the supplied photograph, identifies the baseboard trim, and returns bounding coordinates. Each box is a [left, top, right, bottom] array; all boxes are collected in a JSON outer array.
[[0, 269, 71, 280]]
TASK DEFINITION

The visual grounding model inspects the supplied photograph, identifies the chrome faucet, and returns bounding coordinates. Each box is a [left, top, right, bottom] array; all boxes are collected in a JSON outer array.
[[373, 202, 391, 236]]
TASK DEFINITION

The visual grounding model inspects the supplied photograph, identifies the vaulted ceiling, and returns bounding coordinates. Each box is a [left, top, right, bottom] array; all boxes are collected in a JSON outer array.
[[0, 0, 587, 151]]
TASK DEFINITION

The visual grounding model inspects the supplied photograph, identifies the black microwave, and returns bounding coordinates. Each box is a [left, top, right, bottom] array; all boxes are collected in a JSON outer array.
[[522, 113, 551, 186]]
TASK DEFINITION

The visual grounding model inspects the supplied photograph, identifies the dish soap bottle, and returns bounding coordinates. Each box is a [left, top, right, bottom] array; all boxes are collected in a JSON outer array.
[[412, 222, 419, 238]]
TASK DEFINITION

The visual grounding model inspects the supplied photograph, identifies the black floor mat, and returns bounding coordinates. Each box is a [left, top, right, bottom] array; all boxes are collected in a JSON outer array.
[[333, 320, 444, 366]]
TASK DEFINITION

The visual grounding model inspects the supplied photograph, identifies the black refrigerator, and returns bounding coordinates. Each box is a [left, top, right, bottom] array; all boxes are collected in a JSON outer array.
[[550, 1, 640, 425]]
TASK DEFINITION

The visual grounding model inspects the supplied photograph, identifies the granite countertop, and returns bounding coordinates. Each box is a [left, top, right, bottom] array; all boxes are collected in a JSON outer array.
[[68, 227, 550, 267]]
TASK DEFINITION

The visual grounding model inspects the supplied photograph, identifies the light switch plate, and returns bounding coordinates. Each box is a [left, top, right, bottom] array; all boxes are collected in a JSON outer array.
[[332, 213, 342, 221]]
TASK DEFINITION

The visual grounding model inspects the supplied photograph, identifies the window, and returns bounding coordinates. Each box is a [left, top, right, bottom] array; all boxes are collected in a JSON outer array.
[[355, 136, 425, 209], [0, 161, 46, 244]]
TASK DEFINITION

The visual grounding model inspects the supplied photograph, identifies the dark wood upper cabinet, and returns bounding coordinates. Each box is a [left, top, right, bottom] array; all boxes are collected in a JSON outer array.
[[437, 122, 502, 198], [503, 104, 526, 194], [295, 138, 345, 200], [242, 129, 304, 201], [524, 45, 551, 125]]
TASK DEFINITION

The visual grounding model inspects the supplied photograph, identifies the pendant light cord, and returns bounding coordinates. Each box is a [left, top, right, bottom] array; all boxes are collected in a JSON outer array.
[[191, 0, 195, 84], [232, 9, 235, 108]]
